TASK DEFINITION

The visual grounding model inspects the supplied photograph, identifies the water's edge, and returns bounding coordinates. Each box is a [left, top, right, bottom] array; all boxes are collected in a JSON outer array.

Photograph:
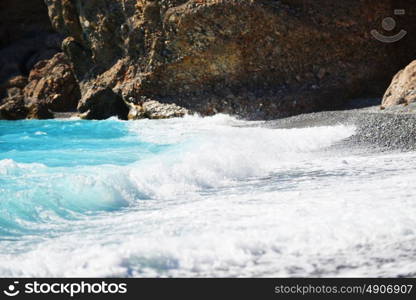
[[1, 110, 416, 277], [267, 106, 416, 150]]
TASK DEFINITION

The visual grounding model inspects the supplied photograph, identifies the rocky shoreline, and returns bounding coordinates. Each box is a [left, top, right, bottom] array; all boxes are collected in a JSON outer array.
[[1, 1, 416, 121], [267, 99, 416, 150]]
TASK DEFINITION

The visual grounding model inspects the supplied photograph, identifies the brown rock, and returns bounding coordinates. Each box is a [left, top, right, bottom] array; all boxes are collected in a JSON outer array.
[[128, 100, 189, 120], [24, 53, 80, 112], [0, 76, 54, 120], [41, 0, 416, 119], [3, 76, 28, 90], [0, 75, 29, 119], [382, 60, 416, 107], [0, 91, 28, 120], [78, 86, 129, 120], [26, 102, 54, 119], [0, 76, 28, 100]]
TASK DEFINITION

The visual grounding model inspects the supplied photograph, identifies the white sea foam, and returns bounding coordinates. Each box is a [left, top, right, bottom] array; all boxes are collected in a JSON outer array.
[[126, 118, 355, 198], [1, 115, 416, 277], [0, 159, 46, 175]]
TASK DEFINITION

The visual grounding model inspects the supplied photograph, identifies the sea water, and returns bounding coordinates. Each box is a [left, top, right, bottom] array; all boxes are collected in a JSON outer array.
[[0, 115, 415, 277]]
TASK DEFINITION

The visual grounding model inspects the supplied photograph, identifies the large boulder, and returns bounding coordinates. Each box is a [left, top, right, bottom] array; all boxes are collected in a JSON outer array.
[[128, 100, 189, 120], [382, 60, 416, 108], [40, 0, 416, 119], [24, 53, 80, 112], [0, 0, 81, 120], [26, 102, 54, 119], [0, 76, 28, 101], [0, 76, 29, 120], [78, 86, 129, 120], [0, 78, 55, 120], [0, 98, 28, 120], [0, 52, 80, 120], [0, 85, 28, 120]]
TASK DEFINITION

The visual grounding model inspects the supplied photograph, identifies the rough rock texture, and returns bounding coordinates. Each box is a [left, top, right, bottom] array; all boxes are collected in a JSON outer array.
[[26, 102, 54, 119], [128, 100, 189, 119], [42, 0, 416, 119], [0, 82, 28, 120], [0, 76, 28, 102], [24, 53, 80, 112], [78, 87, 129, 120], [0, 53, 80, 120], [382, 60, 416, 108], [0, 0, 83, 120], [0, 99, 28, 120]]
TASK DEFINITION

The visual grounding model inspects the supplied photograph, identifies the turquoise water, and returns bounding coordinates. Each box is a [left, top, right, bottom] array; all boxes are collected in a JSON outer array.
[[0, 119, 171, 167], [1, 115, 416, 277], [0, 118, 174, 237]]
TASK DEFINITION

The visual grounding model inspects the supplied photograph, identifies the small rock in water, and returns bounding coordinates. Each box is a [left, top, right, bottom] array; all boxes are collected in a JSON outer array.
[[128, 100, 189, 120]]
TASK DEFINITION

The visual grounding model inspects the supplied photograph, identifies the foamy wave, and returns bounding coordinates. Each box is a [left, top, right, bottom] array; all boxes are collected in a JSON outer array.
[[1, 117, 355, 201], [0, 159, 47, 175], [3, 117, 416, 278], [0, 120, 355, 234], [126, 121, 355, 198]]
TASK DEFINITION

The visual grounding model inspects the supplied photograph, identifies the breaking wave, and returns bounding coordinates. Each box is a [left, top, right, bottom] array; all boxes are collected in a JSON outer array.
[[3, 115, 414, 278]]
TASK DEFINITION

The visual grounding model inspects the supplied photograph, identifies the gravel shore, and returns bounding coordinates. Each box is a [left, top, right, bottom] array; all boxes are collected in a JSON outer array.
[[267, 99, 416, 150]]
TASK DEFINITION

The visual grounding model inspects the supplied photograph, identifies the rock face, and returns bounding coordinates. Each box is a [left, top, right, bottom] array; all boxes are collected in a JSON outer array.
[[78, 86, 129, 120], [24, 53, 80, 112], [0, 1, 82, 120], [41, 0, 416, 119], [0, 53, 80, 120], [2, 0, 416, 120], [0, 76, 28, 120], [0, 79, 28, 120], [382, 60, 416, 108]]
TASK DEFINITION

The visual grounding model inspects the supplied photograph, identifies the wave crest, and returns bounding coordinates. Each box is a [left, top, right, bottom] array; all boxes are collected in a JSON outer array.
[[0, 116, 355, 235]]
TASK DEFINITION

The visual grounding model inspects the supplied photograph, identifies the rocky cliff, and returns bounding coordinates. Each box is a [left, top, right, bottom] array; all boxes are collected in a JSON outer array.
[[1, 0, 416, 120], [0, 0, 79, 119]]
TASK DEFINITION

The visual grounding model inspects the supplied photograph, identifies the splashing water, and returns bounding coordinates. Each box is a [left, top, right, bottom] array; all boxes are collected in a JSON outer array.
[[0, 115, 415, 277]]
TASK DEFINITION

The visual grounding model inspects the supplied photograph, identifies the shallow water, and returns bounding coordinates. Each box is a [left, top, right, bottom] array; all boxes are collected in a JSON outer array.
[[0, 115, 415, 277]]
